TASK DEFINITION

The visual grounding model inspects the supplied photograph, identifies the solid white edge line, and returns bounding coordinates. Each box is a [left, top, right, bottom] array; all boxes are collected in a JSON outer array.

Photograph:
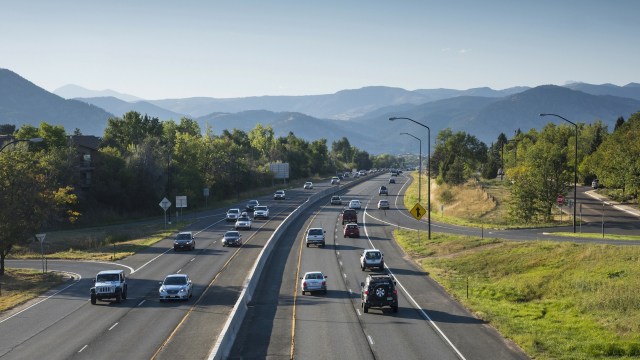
[[138, 300, 146, 307], [108, 322, 119, 331], [367, 335, 375, 345], [78, 345, 88, 353], [363, 207, 468, 360]]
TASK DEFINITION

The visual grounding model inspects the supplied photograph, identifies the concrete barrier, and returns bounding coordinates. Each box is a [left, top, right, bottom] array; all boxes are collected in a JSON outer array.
[[208, 175, 371, 359]]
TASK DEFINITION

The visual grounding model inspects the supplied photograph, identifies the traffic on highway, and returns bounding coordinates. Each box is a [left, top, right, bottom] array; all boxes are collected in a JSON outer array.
[[3, 170, 637, 359]]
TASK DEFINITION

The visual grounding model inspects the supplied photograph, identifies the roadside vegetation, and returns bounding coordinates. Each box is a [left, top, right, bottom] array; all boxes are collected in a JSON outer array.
[[395, 230, 640, 359], [0, 269, 65, 312]]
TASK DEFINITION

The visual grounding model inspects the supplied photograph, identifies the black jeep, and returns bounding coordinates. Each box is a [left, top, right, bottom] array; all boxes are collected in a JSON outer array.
[[360, 274, 398, 313]]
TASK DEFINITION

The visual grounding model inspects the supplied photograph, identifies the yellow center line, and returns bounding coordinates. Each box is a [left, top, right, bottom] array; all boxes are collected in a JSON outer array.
[[291, 210, 322, 359]]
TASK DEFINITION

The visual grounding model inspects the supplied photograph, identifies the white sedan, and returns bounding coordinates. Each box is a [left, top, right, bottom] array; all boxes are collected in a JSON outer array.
[[349, 199, 362, 209], [159, 274, 193, 301], [300, 271, 328, 295]]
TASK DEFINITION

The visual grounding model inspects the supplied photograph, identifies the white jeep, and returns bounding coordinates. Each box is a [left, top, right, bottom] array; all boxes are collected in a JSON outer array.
[[90, 270, 128, 304]]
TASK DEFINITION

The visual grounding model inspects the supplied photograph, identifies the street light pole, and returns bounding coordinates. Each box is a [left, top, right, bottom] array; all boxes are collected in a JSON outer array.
[[0, 137, 44, 153], [400, 132, 422, 205], [390, 117, 431, 239], [540, 113, 578, 233]]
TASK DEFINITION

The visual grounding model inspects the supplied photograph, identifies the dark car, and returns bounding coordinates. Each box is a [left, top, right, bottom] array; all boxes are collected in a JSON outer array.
[[388, 178, 396, 184], [379, 186, 388, 195], [341, 209, 357, 225], [245, 199, 259, 212], [222, 231, 242, 247], [361, 274, 398, 313], [174, 232, 195, 251]]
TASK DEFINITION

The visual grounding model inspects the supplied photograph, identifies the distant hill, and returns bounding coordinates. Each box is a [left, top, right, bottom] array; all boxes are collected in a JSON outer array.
[[3, 69, 640, 154], [0, 69, 113, 136], [367, 85, 640, 154], [563, 82, 640, 101], [150, 86, 431, 120], [75, 96, 186, 121], [196, 110, 377, 150], [54, 84, 142, 102]]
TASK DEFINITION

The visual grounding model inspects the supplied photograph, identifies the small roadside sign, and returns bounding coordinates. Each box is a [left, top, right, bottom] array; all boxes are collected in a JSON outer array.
[[159, 197, 171, 211], [557, 195, 565, 205], [176, 196, 187, 208], [409, 203, 426, 220]]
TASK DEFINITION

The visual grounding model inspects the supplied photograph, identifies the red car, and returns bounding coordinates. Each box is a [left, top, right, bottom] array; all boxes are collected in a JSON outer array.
[[343, 223, 360, 238]]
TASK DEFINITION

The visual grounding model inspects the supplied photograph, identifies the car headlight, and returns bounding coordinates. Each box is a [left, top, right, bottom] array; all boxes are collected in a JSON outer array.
[[179, 287, 187, 293]]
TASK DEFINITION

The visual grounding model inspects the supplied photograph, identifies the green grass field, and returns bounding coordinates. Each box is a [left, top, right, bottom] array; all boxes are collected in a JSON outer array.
[[395, 230, 640, 359]]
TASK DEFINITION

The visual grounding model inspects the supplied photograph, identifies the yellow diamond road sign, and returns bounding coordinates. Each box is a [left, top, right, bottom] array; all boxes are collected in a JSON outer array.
[[409, 203, 426, 220]]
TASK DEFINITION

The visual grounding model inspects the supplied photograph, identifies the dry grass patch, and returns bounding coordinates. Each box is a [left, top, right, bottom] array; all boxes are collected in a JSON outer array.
[[0, 269, 65, 312]]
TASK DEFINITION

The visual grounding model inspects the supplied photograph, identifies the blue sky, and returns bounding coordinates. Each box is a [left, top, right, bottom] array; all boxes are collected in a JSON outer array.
[[2, 1, 638, 99]]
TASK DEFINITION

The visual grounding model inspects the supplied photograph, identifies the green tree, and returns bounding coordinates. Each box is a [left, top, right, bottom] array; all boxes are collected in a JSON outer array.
[[0, 150, 78, 275], [102, 112, 163, 152], [508, 124, 573, 222]]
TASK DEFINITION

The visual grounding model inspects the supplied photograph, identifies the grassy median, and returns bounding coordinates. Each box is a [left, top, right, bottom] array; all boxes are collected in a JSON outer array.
[[0, 269, 66, 312]]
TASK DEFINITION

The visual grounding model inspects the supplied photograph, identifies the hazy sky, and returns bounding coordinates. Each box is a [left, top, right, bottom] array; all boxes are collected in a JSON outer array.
[[2, 1, 639, 99]]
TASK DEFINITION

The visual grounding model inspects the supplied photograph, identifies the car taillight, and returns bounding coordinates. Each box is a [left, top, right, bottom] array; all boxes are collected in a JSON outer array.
[[364, 290, 369, 295], [303, 281, 307, 287], [322, 281, 326, 286], [393, 289, 397, 295]]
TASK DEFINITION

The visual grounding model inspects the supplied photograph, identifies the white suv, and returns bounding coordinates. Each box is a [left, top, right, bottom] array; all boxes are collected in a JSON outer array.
[[91, 270, 128, 304], [360, 249, 384, 271], [226, 208, 241, 222]]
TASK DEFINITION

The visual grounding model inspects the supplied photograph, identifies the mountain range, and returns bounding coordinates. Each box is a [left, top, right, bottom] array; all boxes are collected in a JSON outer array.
[[2, 68, 639, 154]]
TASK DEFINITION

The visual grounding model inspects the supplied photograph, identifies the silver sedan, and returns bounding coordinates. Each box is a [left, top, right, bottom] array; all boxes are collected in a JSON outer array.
[[300, 271, 328, 295], [159, 274, 193, 301]]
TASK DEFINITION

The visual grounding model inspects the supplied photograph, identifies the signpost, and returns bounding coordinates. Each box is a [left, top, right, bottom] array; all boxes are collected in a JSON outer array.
[[35, 233, 46, 273], [203, 188, 209, 207], [176, 196, 187, 223], [159, 197, 171, 229]]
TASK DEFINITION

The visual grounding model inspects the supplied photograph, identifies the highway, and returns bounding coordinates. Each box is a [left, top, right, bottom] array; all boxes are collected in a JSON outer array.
[[228, 175, 527, 360], [3, 172, 637, 359], [1, 183, 330, 360]]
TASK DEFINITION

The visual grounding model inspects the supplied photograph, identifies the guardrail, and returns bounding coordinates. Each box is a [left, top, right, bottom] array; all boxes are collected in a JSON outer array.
[[208, 175, 371, 359]]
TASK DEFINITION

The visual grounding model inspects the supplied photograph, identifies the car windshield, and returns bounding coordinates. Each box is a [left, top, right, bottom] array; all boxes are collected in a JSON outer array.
[[176, 233, 192, 240], [309, 229, 323, 235], [164, 276, 187, 285], [238, 217, 250, 221], [225, 231, 240, 237], [97, 273, 120, 282], [228, 209, 239, 214], [366, 252, 381, 259], [255, 206, 267, 211], [305, 273, 322, 280]]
